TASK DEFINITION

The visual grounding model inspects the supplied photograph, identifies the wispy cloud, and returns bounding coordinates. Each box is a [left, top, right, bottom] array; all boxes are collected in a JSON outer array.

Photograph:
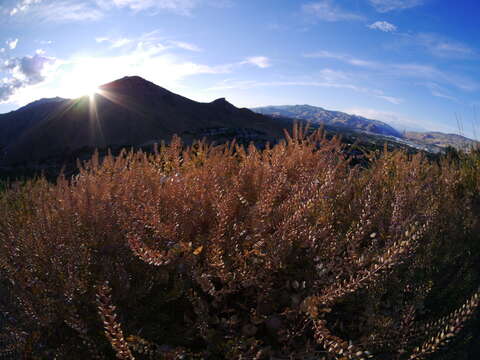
[[368, 21, 397, 32], [207, 76, 403, 105], [9, 0, 42, 16], [6, 39, 19, 50], [368, 0, 424, 13], [168, 41, 202, 52], [393, 63, 478, 91], [305, 51, 377, 68], [242, 56, 271, 69], [302, 0, 364, 22], [383, 32, 476, 59], [14, 0, 104, 22], [414, 33, 475, 58], [96, 37, 133, 48], [95, 33, 203, 53], [96, 0, 201, 16], [9, 0, 210, 22], [305, 50, 479, 91], [422, 82, 459, 102]]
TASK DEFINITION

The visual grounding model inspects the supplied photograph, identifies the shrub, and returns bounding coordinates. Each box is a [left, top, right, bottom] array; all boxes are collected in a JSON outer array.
[[0, 126, 479, 359]]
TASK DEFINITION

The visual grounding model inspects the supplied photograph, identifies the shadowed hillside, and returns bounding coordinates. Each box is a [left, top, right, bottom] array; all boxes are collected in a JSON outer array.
[[2, 76, 289, 165]]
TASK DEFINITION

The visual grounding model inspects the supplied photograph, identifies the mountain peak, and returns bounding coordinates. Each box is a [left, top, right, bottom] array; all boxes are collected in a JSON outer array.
[[99, 76, 167, 93], [211, 97, 236, 110], [1, 76, 286, 164]]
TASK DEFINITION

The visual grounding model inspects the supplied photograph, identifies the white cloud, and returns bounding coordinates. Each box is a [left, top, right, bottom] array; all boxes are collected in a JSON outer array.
[[97, 0, 200, 15], [6, 39, 19, 50], [9, 0, 219, 22], [368, 0, 424, 12], [243, 56, 271, 69], [368, 21, 397, 32], [302, 0, 364, 22], [96, 37, 133, 48], [0, 48, 5, 53], [377, 95, 403, 104], [39, 1, 104, 21], [169, 41, 202, 52], [1, 32, 252, 105], [10, 0, 103, 22], [110, 38, 132, 48], [9, 0, 42, 16], [1, 53, 58, 102], [96, 33, 203, 54]]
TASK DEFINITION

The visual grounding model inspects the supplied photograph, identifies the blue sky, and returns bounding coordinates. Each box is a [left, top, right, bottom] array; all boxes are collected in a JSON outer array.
[[0, 0, 479, 136]]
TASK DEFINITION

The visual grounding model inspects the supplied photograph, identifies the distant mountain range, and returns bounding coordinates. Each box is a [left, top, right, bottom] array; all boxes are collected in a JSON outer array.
[[252, 105, 402, 138], [0, 76, 478, 170], [252, 105, 479, 152], [405, 131, 479, 151]]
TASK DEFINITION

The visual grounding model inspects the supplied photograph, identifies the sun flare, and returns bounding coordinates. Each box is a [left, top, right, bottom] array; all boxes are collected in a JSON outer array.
[[86, 86, 100, 101], [58, 59, 108, 99], [87, 86, 99, 97]]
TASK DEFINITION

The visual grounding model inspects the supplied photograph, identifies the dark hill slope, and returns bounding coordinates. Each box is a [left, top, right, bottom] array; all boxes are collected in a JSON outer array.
[[3, 76, 289, 164], [0, 97, 67, 148]]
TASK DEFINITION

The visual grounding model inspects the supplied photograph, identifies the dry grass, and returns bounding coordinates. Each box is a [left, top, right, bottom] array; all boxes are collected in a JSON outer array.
[[0, 126, 479, 359]]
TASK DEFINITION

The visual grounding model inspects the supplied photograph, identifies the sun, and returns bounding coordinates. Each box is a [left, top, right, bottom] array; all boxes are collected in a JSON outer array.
[[59, 61, 105, 99], [87, 86, 100, 100], [64, 79, 101, 99]]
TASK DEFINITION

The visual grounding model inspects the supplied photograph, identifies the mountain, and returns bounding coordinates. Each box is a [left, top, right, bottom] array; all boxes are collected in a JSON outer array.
[[0, 97, 67, 149], [252, 104, 403, 138], [1, 76, 289, 165], [404, 131, 479, 151], [2, 78, 477, 169]]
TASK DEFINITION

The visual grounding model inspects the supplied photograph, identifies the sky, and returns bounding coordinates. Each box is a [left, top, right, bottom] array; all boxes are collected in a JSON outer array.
[[0, 0, 479, 137]]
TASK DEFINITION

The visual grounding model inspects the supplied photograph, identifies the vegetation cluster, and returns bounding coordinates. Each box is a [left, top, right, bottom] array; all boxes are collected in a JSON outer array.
[[0, 127, 479, 359]]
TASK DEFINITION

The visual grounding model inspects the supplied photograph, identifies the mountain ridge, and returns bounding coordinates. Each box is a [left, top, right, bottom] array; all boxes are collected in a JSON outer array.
[[0, 76, 289, 165], [1, 76, 478, 168], [252, 104, 403, 138], [252, 104, 479, 151]]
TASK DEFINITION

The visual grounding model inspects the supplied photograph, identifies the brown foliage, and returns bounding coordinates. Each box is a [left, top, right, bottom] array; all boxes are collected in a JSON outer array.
[[0, 126, 479, 359]]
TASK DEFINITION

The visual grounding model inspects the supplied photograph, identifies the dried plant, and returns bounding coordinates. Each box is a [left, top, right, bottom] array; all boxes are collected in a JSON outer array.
[[97, 282, 135, 360], [0, 125, 479, 359]]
